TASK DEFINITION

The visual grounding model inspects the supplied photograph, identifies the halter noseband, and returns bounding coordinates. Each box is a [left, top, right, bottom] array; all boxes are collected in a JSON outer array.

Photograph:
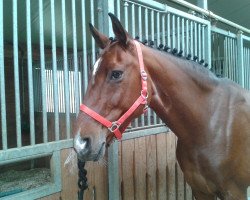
[[79, 40, 148, 140]]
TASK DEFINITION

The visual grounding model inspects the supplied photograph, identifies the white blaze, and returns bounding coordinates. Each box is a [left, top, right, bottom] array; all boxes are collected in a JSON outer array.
[[92, 58, 102, 76]]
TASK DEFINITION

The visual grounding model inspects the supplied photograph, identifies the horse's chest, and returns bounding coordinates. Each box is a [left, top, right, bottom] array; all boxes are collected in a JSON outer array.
[[176, 141, 221, 194]]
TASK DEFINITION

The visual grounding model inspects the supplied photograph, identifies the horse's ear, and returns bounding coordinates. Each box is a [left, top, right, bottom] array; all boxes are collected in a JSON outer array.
[[89, 23, 109, 49], [108, 13, 131, 46]]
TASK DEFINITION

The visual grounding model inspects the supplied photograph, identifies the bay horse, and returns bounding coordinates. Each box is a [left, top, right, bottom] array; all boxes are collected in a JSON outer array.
[[74, 13, 250, 199]]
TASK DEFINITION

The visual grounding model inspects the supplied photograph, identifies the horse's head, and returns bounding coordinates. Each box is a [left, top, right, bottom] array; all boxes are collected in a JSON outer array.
[[74, 13, 152, 161]]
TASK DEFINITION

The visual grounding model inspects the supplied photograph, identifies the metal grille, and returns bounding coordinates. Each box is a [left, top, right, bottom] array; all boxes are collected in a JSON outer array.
[[113, 0, 210, 130]]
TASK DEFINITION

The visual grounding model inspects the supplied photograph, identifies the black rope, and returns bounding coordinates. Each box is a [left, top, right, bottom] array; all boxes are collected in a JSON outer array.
[[78, 159, 88, 200]]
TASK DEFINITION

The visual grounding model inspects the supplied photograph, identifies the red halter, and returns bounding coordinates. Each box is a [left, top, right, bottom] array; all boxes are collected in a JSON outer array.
[[80, 40, 148, 140]]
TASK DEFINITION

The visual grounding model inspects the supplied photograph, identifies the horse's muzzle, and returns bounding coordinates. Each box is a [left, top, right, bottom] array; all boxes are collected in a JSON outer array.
[[74, 134, 91, 160]]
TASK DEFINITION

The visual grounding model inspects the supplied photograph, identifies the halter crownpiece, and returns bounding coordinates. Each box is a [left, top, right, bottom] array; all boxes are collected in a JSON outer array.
[[80, 40, 148, 140]]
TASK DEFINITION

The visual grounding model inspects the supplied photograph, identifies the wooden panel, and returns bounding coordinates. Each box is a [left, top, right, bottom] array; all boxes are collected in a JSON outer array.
[[94, 156, 108, 200], [177, 162, 185, 200], [40, 148, 108, 200], [84, 161, 95, 200], [156, 133, 167, 200], [119, 141, 122, 200], [60, 148, 78, 200], [176, 136, 185, 200], [121, 139, 135, 200], [134, 137, 146, 200], [119, 131, 195, 200], [166, 132, 177, 200], [185, 182, 193, 200], [146, 135, 157, 200]]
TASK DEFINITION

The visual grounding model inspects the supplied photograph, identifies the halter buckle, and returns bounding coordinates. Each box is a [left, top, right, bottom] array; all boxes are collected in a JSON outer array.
[[143, 105, 149, 113], [108, 122, 121, 132], [141, 90, 148, 100], [141, 70, 148, 81]]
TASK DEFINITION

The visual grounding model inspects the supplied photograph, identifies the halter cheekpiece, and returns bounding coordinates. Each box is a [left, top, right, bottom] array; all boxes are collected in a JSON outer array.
[[80, 40, 148, 140]]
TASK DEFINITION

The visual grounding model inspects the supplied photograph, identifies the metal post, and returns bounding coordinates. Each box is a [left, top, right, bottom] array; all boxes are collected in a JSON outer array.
[[197, 0, 207, 10], [99, 1, 120, 199], [39, 0, 48, 143], [237, 31, 245, 88], [13, 0, 22, 147], [0, 0, 7, 150], [26, 0, 35, 145], [101, 0, 115, 38]]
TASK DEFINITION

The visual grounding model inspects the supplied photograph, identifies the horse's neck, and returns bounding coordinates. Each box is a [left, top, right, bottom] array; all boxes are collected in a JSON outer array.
[[143, 47, 217, 140]]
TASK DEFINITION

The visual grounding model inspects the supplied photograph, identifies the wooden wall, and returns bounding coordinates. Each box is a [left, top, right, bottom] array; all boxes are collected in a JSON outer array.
[[39, 148, 108, 200], [40, 132, 194, 200], [119, 132, 193, 200]]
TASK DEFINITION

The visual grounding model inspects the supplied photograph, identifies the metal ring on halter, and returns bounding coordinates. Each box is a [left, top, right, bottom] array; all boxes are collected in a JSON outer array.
[[141, 70, 148, 80], [108, 122, 121, 132], [141, 90, 148, 100]]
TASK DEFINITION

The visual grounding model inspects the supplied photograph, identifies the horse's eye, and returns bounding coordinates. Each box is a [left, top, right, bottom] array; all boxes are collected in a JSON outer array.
[[110, 70, 123, 80]]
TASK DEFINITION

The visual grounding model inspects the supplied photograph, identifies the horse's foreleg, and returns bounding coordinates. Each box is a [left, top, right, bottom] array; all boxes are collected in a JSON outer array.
[[193, 190, 216, 200]]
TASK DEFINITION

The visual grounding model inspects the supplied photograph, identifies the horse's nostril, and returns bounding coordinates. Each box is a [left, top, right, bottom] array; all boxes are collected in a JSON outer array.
[[74, 137, 90, 155]]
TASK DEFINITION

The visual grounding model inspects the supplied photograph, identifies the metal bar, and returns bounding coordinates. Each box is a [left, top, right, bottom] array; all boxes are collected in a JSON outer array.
[[247, 48, 249, 89], [237, 32, 244, 87], [138, 6, 142, 39], [197, 0, 208, 9], [225, 37, 229, 77], [202, 25, 205, 60], [122, 125, 169, 141], [81, 0, 88, 94], [13, 0, 22, 147], [166, 6, 209, 25], [157, 12, 160, 46], [108, 141, 119, 200], [186, 19, 189, 55], [162, 14, 165, 45], [172, 14, 175, 48], [51, 0, 59, 141], [132, 4, 138, 128], [0, 182, 60, 200], [39, 0, 48, 143], [90, 0, 96, 69], [177, 16, 180, 50], [167, 13, 170, 47], [142, 7, 147, 128], [72, 0, 80, 115], [211, 26, 236, 39], [0, 0, 7, 150], [206, 23, 211, 67], [231, 39, 235, 82], [62, 0, 70, 138], [116, 0, 120, 19], [124, 1, 128, 30], [151, 10, 154, 42], [131, 3, 135, 37], [229, 38, 233, 80], [147, 10, 155, 126], [126, 0, 165, 10], [26, 0, 35, 145], [194, 22, 197, 56], [169, 0, 250, 34], [145, 8, 148, 40], [198, 23, 201, 60], [0, 139, 73, 164], [190, 20, 193, 55], [181, 18, 185, 54]]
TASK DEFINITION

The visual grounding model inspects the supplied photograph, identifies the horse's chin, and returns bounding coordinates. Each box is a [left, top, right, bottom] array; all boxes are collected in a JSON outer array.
[[77, 142, 106, 162], [93, 142, 106, 161]]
